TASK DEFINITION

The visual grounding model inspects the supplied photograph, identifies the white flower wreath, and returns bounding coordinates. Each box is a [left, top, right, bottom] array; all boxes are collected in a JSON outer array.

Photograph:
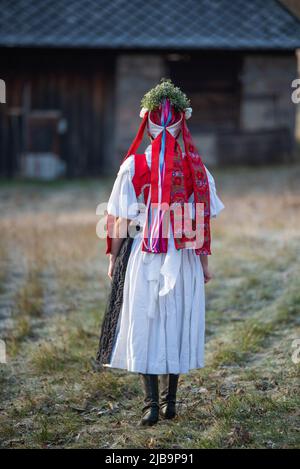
[[140, 106, 192, 120], [184, 108, 192, 120], [139, 107, 148, 118]]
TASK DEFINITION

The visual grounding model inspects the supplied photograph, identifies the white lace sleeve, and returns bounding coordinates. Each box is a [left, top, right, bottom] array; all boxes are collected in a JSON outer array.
[[107, 155, 139, 219], [205, 166, 225, 218]]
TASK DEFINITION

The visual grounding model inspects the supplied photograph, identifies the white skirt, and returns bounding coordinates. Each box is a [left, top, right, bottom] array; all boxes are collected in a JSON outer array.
[[105, 233, 206, 375], [103, 150, 225, 375]]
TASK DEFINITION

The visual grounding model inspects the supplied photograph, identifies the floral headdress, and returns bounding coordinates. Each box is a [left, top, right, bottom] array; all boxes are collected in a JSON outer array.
[[140, 78, 192, 120], [107, 79, 211, 256]]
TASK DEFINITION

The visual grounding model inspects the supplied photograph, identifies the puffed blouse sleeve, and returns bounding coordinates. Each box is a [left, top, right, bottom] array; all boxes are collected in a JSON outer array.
[[107, 155, 139, 220], [205, 165, 225, 218]]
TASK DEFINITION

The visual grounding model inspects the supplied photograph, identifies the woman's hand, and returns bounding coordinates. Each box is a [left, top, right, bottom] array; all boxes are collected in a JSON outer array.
[[108, 255, 116, 280], [107, 217, 131, 280], [200, 254, 213, 284]]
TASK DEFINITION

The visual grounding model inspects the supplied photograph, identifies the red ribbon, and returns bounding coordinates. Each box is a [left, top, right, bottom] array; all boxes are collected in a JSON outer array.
[[107, 109, 211, 256]]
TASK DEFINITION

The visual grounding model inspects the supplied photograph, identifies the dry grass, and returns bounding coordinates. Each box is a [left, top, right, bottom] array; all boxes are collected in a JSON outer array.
[[0, 167, 299, 449]]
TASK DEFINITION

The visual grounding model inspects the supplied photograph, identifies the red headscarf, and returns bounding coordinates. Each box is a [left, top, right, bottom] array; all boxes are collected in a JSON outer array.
[[110, 100, 211, 255]]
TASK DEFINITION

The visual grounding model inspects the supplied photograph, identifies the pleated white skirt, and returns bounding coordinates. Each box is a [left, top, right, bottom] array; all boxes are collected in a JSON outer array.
[[105, 234, 206, 375]]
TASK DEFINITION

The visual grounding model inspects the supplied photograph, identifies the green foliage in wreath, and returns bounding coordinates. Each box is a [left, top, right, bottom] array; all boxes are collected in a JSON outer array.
[[141, 78, 190, 112]]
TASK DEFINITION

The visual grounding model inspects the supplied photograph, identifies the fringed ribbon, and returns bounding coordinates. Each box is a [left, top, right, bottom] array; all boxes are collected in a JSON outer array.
[[144, 99, 172, 253], [106, 101, 211, 256], [182, 116, 211, 254]]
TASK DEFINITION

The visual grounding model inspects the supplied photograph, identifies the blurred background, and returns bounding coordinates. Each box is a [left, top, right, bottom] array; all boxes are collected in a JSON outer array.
[[0, 0, 300, 178]]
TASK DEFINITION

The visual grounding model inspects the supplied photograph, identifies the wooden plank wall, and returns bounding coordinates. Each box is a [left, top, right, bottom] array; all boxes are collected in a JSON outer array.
[[167, 51, 295, 165], [0, 49, 115, 177], [168, 52, 242, 132]]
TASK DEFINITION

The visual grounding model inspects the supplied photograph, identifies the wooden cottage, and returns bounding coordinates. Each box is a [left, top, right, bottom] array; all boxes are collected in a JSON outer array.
[[0, 0, 300, 178]]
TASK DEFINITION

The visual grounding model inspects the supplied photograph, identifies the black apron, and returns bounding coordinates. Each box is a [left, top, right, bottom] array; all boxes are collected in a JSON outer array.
[[96, 236, 134, 367]]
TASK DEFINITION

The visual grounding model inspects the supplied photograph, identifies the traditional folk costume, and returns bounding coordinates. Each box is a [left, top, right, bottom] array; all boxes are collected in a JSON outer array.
[[97, 81, 224, 426]]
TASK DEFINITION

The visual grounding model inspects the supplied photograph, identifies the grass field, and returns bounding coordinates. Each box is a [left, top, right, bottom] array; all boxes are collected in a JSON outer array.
[[0, 165, 299, 449]]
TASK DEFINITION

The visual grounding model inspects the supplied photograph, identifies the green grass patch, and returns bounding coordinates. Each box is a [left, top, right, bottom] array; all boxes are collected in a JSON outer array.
[[14, 271, 44, 318], [1, 167, 300, 448]]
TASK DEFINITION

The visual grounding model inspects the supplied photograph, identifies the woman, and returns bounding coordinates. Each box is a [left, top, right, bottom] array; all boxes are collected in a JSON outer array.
[[97, 79, 224, 426]]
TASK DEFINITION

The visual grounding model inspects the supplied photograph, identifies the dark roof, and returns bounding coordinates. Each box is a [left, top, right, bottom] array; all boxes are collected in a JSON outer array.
[[0, 0, 300, 50]]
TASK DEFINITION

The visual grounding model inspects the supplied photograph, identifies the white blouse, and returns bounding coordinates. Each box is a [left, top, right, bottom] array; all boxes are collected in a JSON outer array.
[[107, 145, 224, 220], [107, 145, 224, 303]]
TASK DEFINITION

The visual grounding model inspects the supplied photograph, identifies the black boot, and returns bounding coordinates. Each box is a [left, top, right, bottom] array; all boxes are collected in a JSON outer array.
[[139, 374, 159, 426], [159, 374, 179, 419]]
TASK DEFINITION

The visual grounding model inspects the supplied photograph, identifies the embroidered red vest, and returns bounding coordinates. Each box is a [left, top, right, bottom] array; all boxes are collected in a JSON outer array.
[[132, 152, 201, 252]]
